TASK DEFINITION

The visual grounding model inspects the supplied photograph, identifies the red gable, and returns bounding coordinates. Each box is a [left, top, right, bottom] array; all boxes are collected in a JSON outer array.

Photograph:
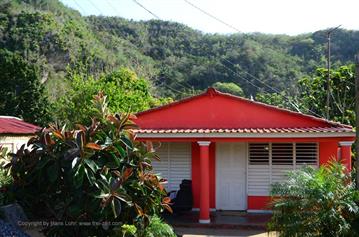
[[135, 88, 351, 131], [0, 116, 40, 135]]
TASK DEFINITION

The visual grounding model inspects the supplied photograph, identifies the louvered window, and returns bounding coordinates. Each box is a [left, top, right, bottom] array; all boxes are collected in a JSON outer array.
[[272, 143, 293, 165], [249, 143, 269, 165], [151, 142, 191, 192], [248, 142, 318, 196], [295, 143, 317, 165]]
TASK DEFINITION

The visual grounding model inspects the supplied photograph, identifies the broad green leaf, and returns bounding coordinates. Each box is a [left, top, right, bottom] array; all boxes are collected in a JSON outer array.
[[120, 136, 133, 150], [71, 157, 80, 169], [74, 165, 85, 187], [84, 167, 94, 186], [84, 159, 98, 173]]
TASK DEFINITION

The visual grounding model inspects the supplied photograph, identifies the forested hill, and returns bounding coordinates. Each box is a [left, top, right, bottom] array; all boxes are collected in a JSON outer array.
[[1, 0, 359, 100]]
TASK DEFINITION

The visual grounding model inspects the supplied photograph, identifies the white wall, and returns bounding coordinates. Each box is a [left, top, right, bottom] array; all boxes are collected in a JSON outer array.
[[151, 142, 192, 192], [0, 135, 32, 153]]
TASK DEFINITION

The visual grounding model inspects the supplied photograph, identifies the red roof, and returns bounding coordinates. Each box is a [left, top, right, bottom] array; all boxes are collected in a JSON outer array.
[[135, 88, 354, 136], [0, 117, 40, 135]]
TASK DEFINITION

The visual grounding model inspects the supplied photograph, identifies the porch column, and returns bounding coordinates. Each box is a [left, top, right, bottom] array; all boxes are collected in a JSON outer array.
[[198, 141, 211, 224], [339, 141, 354, 171]]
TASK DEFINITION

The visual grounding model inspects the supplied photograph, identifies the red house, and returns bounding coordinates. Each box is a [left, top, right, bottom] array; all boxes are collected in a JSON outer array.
[[134, 88, 355, 224]]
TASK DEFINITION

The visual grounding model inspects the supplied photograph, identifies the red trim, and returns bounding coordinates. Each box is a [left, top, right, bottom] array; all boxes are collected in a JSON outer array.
[[247, 196, 272, 210]]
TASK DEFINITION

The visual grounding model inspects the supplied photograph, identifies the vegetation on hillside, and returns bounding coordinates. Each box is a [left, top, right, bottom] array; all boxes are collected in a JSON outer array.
[[0, 0, 358, 126]]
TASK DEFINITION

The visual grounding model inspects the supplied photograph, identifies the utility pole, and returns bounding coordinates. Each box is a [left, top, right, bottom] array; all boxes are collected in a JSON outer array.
[[355, 54, 359, 189], [326, 25, 341, 119]]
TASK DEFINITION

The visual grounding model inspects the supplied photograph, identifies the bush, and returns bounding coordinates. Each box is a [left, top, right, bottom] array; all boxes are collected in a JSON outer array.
[[1, 93, 172, 236], [143, 215, 176, 237], [119, 215, 176, 237], [269, 161, 359, 237], [0, 147, 13, 206]]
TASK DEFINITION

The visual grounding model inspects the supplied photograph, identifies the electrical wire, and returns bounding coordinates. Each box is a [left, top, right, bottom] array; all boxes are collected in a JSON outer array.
[[181, 0, 326, 117], [71, 0, 87, 14], [104, 0, 120, 16], [88, 0, 105, 15], [72, 0, 323, 117], [73, 0, 192, 98], [132, 0, 160, 19], [183, 0, 241, 32]]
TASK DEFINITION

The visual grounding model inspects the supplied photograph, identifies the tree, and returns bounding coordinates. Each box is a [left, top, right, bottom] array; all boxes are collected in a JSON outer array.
[[212, 82, 244, 96], [53, 67, 171, 126], [255, 91, 300, 112], [298, 65, 355, 125], [0, 49, 51, 125], [256, 65, 355, 126]]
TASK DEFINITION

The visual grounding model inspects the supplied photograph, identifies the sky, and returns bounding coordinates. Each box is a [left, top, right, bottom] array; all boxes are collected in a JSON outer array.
[[60, 0, 359, 35]]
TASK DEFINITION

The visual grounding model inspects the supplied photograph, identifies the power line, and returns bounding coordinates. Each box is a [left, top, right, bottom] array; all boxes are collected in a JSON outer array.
[[73, 0, 192, 96], [181, 0, 326, 117], [76, 0, 322, 117], [88, 0, 105, 15], [104, 0, 120, 16], [183, 0, 241, 33], [220, 56, 326, 116], [128, 0, 320, 115], [222, 57, 282, 95], [181, 0, 293, 94], [219, 59, 308, 114], [132, 0, 160, 19], [71, 0, 87, 15], [106, 0, 193, 95]]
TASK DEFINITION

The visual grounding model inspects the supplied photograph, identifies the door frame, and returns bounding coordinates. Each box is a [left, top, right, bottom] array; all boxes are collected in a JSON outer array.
[[215, 142, 248, 210]]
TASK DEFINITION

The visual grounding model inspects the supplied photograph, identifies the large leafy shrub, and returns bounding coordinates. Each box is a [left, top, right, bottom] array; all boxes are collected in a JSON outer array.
[[2, 93, 171, 236], [269, 161, 359, 237]]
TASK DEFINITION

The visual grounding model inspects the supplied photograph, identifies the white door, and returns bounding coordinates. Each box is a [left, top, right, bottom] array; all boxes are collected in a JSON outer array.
[[216, 143, 247, 210]]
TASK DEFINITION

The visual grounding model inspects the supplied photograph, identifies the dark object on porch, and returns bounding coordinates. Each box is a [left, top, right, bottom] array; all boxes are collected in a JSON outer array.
[[169, 179, 193, 213]]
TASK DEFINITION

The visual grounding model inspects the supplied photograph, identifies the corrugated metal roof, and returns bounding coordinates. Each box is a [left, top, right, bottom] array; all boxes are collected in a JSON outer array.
[[0, 116, 40, 134], [135, 127, 353, 134]]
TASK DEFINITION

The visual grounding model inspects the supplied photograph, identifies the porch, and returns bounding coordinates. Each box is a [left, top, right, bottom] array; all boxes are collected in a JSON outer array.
[[165, 211, 271, 230], [148, 139, 353, 224]]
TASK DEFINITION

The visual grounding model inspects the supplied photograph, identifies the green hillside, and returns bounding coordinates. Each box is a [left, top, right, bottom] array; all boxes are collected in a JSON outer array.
[[1, 0, 359, 100]]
